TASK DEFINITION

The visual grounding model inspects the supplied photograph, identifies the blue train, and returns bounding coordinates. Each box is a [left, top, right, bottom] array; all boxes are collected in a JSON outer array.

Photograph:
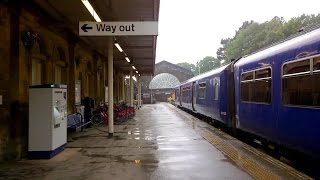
[[174, 27, 320, 159]]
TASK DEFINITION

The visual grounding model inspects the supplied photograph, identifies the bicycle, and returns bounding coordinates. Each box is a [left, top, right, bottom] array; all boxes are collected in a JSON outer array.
[[91, 105, 108, 126]]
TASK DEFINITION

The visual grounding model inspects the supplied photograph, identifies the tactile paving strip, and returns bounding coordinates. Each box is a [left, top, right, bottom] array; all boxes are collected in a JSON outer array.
[[200, 129, 279, 180], [168, 105, 313, 180]]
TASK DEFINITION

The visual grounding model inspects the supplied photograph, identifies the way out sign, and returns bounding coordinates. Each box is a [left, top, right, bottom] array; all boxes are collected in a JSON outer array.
[[79, 21, 158, 36]]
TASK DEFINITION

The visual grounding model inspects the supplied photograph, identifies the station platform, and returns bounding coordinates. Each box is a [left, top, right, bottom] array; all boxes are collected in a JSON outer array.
[[0, 103, 312, 180]]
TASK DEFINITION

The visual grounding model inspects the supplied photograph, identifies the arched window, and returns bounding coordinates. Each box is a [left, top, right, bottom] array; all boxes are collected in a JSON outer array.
[[53, 46, 67, 84], [149, 73, 180, 89], [31, 41, 43, 85]]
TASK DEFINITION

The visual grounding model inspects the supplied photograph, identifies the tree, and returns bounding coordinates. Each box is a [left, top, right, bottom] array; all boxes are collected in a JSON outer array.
[[176, 62, 196, 75], [216, 47, 226, 62], [283, 14, 320, 37], [195, 56, 220, 75], [217, 14, 320, 62]]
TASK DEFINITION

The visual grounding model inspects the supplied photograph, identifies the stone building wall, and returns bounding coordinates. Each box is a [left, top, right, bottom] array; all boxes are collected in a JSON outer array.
[[0, 3, 118, 161], [141, 61, 194, 103], [0, 4, 12, 161], [154, 61, 194, 83], [141, 61, 194, 93]]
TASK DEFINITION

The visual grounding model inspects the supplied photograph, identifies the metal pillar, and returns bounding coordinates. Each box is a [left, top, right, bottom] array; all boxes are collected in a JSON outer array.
[[122, 74, 125, 101], [67, 44, 76, 113], [92, 53, 97, 98], [117, 73, 120, 102], [138, 77, 142, 108], [130, 69, 134, 107], [150, 75, 153, 104], [108, 37, 114, 138]]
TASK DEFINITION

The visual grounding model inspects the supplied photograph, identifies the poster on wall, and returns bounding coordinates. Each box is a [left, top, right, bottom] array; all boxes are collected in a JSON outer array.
[[75, 80, 81, 105]]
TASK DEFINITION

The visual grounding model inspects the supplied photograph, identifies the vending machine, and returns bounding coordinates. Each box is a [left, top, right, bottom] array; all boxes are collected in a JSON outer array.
[[28, 84, 67, 159]]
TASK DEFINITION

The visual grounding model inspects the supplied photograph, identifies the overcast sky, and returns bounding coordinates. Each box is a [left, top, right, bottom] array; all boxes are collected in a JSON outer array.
[[155, 0, 320, 64]]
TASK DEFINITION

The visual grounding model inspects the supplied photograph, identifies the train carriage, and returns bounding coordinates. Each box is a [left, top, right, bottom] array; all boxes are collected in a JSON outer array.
[[173, 85, 181, 106], [234, 28, 320, 158], [176, 27, 320, 160], [180, 81, 193, 110], [193, 65, 231, 125], [179, 65, 233, 126]]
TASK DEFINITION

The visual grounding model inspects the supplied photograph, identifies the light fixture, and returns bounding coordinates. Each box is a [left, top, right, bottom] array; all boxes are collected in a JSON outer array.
[[81, 0, 102, 22], [139, 74, 141, 77], [132, 65, 136, 70], [135, 71, 138, 74], [114, 42, 123, 52], [132, 76, 137, 82], [125, 57, 130, 63]]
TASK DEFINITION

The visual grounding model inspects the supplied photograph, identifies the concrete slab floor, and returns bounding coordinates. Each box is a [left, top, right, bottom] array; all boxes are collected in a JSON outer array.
[[0, 103, 310, 180]]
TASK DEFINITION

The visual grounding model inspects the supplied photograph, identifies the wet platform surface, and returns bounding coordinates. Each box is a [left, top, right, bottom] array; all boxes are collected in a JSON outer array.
[[0, 103, 312, 180]]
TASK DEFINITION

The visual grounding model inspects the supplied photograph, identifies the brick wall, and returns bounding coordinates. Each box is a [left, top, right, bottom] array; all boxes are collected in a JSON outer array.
[[0, 4, 11, 161], [0, 4, 109, 161]]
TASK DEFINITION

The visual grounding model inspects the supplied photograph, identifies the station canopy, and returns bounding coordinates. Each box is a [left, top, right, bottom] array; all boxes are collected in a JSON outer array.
[[149, 73, 180, 89], [34, 0, 160, 74]]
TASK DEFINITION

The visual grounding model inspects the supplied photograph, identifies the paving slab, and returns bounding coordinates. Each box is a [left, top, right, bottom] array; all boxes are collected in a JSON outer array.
[[0, 103, 307, 180]]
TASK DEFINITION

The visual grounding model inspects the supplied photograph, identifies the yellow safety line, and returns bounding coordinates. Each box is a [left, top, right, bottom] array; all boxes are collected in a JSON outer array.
[[200, 129, 279, 180], [168, 104, 313, 180]]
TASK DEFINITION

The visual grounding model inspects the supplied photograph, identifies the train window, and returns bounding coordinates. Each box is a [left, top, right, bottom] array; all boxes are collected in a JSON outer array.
[[198, 82, 206, 99], [241, 67, 272, 103], [282, 72, 320, 107], [256, 68, 271, 79], [214, 78, 220, 100], [241, 82, 253, 102], [182, 86, 191, 96], [313, 57, 320, 72], [252, 80, 271, 103], [241, 81, 271, 103], [283, 59, 310, 76], [241, 72, 254, 81]]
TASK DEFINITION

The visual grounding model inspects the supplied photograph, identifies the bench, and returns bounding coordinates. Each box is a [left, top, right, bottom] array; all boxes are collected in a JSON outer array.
[[67, 113, 91, 132]]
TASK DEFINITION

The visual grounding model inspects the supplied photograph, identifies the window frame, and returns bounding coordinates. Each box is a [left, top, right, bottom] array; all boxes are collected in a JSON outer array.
[[241, 71, 254, 82], [198, 81, 206, 99], [182, 86, 191, 97], [214, 77, 220, 101], [55, 65, 62, 84], [281, 54, 320, 109], [32, 58, 42, 85], [313, 56, 320, 72], [240, 66, 272, 104]]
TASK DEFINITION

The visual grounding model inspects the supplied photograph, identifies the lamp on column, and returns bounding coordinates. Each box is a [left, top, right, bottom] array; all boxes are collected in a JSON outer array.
[[21, 30, 38, 53], [21, 30, 38, 71]]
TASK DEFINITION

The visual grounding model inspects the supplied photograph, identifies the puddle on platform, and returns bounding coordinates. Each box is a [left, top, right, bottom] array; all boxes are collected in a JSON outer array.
[[113, 135, 126, 140], [133, 131, 140, 135], [0, 162, 54, 178], [83, 152, 159, 173], [71, 134, 106, 140]]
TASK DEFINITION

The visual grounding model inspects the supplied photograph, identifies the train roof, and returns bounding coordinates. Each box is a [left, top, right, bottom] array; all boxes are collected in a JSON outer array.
[[235, 27, 320, 67], [180, 64, 230, 85]]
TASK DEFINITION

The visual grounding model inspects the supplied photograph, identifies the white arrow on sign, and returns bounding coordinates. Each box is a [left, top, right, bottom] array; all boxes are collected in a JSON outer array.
[[79, 21, 158, 36]]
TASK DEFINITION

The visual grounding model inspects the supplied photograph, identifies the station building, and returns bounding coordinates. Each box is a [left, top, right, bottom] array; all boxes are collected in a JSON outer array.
[[0, 0, 159, 161], [141, 60, 194, 103]]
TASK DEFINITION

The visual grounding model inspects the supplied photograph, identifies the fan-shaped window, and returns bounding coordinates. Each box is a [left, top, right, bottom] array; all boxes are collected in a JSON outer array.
[[149, 73, 180, 89]]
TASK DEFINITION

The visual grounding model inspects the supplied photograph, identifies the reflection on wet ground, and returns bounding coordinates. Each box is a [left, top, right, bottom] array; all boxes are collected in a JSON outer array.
[[0, 103, 306, 180], [167, 104, 312, 180], [0, 104, 244, 179]]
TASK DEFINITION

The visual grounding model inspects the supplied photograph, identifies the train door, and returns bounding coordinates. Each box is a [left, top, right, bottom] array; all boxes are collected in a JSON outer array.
[[227, 66, 236, 130], [179, 86, 182, 106], [192, 82, 196, 111]]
